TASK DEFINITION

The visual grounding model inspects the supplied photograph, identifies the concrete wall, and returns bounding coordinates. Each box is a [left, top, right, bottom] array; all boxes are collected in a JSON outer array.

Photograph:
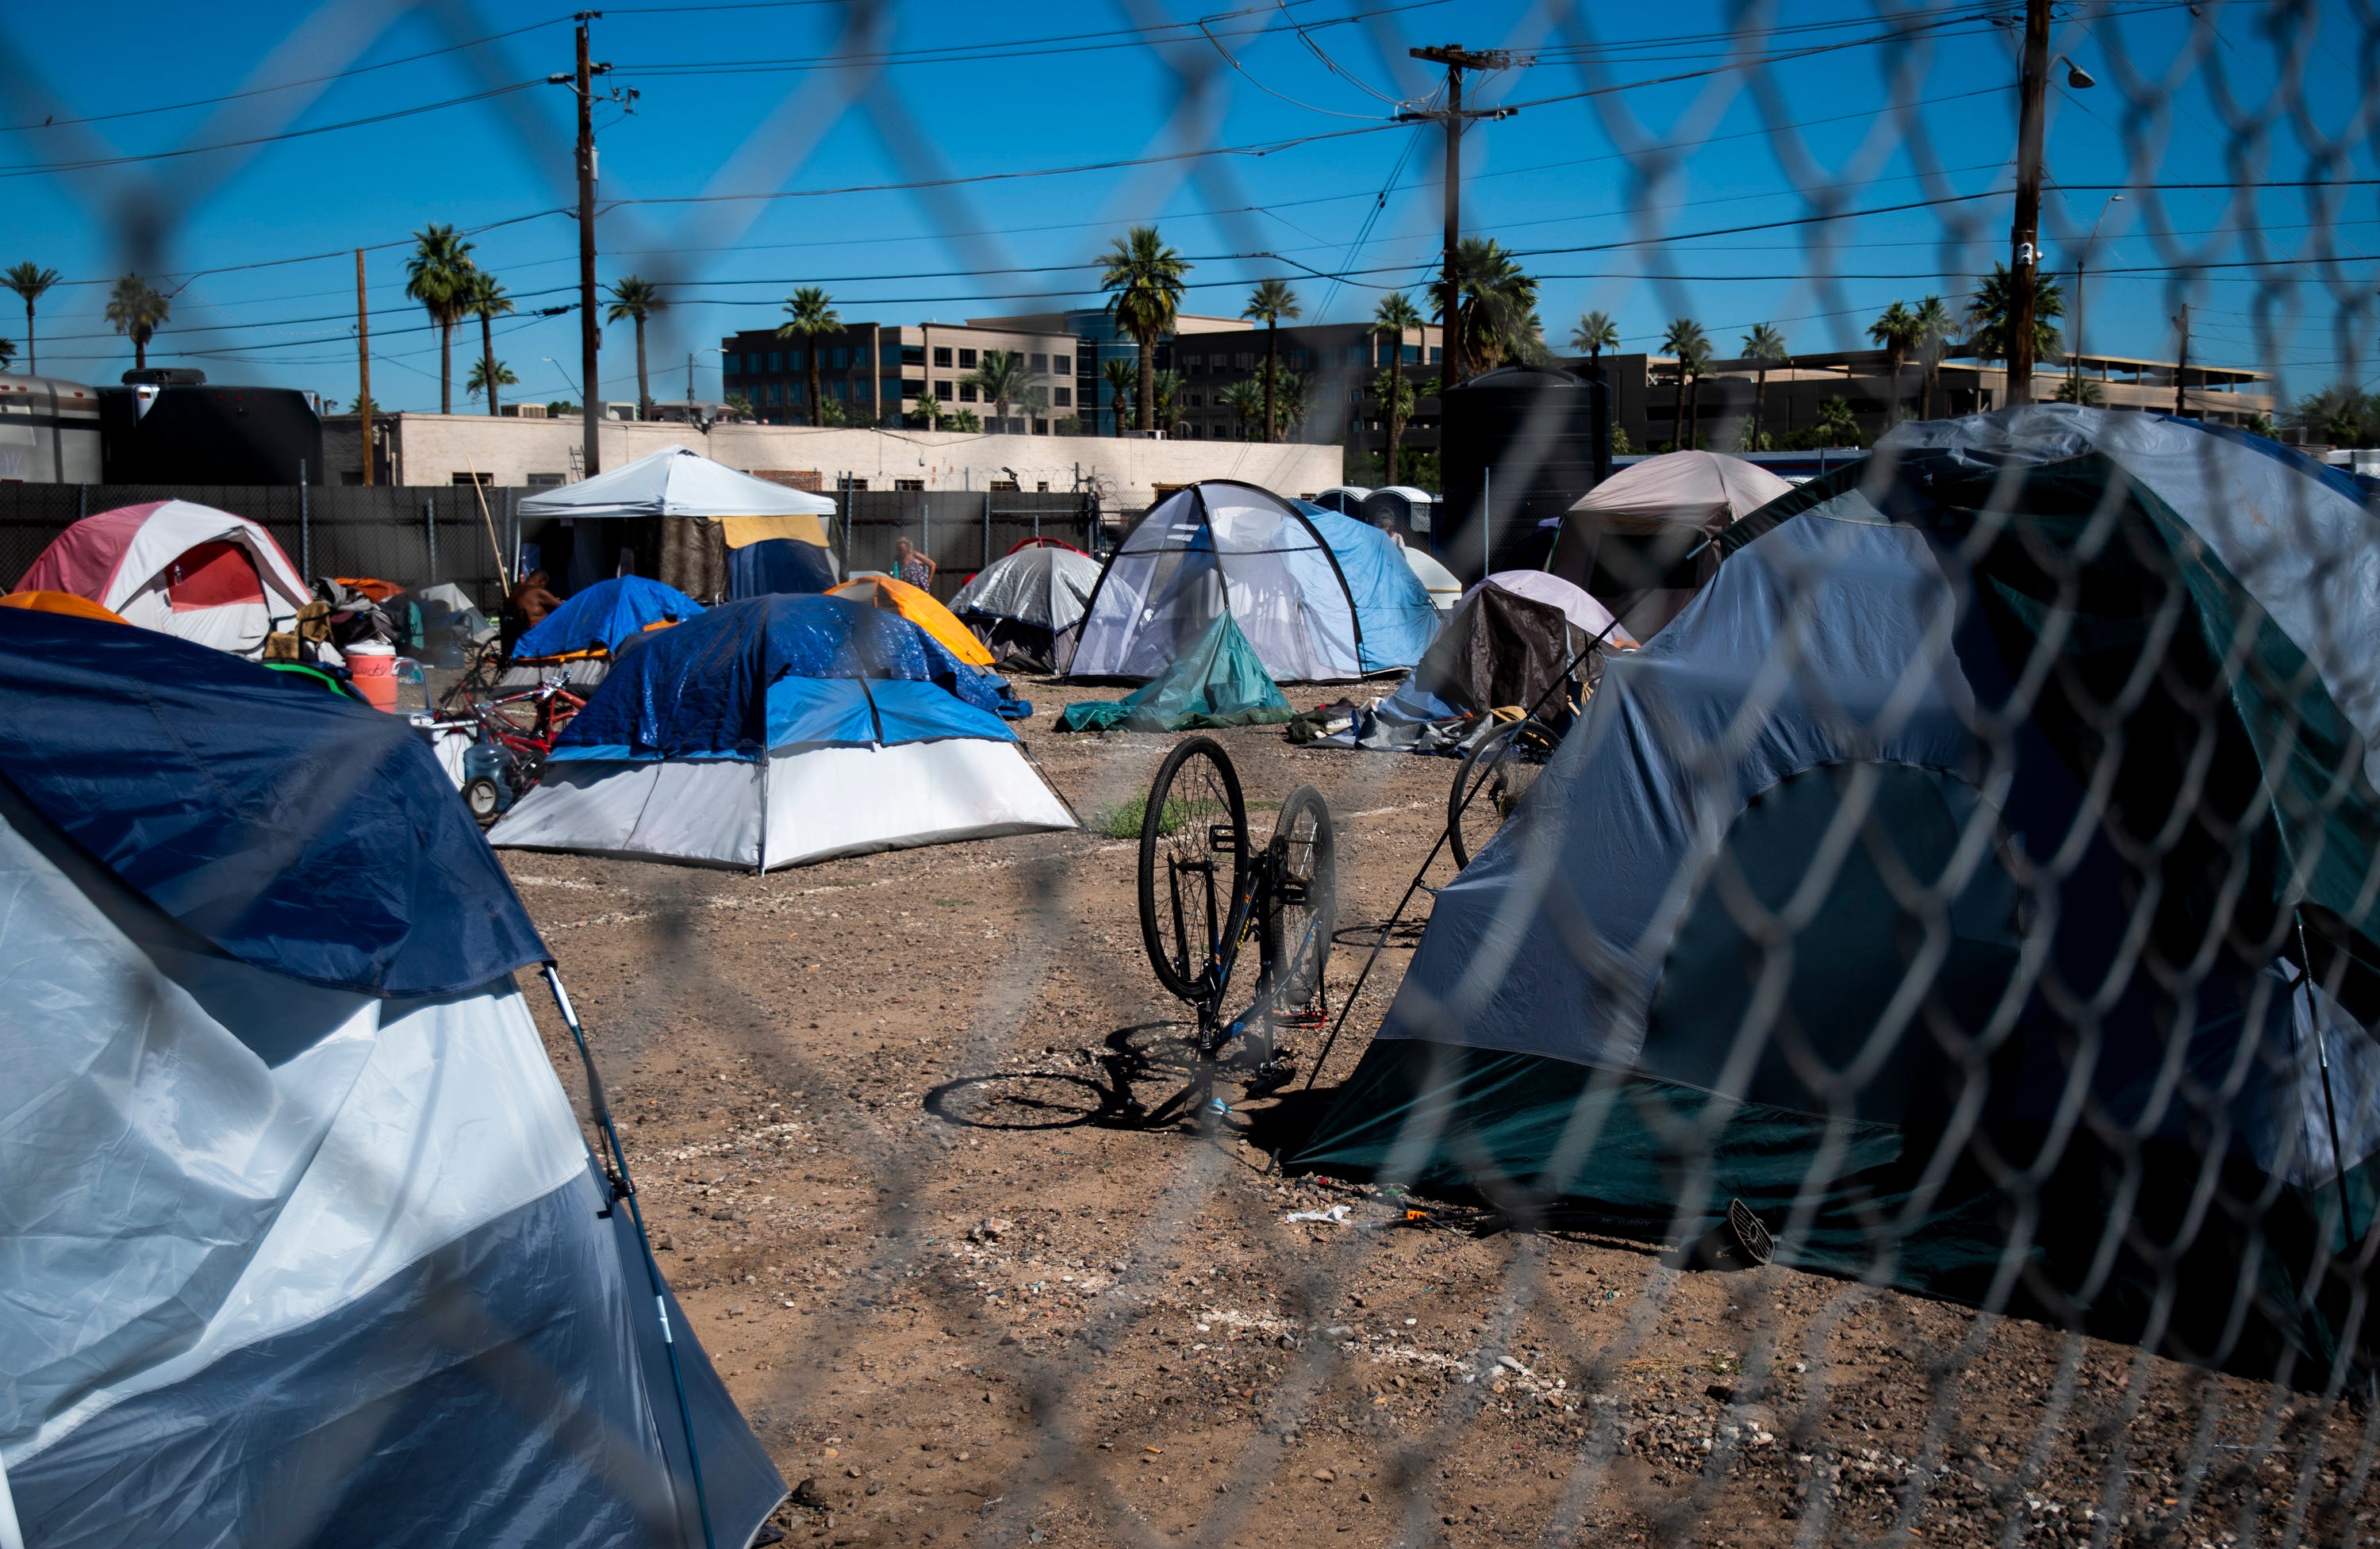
[[324, 414, 1343, 508]]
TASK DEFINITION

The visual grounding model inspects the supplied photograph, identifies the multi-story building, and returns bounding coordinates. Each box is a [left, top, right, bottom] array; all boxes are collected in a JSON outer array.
[[720, 320, 1081, 431], [1590, 347, 2274, 451]]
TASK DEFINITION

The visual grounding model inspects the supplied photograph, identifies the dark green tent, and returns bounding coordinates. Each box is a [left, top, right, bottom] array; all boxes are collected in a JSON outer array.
[[1058, 612, 1293, 732], [1297, 407, 2380, 1385]]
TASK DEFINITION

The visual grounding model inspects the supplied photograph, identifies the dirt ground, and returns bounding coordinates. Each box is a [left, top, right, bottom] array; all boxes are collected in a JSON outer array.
[[505, 677, 2378, 1549]]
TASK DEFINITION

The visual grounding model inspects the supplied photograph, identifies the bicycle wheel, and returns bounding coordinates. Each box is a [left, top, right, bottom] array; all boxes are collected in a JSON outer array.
[[1448, 719, 1551, 870], [1263, 785, 1338, 1012], [1138, 736, 1250, 1003]]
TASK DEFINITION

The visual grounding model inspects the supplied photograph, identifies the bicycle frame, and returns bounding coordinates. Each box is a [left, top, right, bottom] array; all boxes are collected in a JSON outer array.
[[1169, 827, 1310, 1061]]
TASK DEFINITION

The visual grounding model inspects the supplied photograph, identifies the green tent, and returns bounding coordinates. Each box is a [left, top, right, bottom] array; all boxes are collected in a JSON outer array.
[[1297, 407, 2380, 1385], [1058, 612, 1294, 732]]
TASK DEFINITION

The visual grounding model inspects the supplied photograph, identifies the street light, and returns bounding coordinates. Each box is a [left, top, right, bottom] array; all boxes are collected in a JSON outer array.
[[2073, 194, 2123, 402], [2055, 54, 2096, 88], [541, 356, 582, 405]]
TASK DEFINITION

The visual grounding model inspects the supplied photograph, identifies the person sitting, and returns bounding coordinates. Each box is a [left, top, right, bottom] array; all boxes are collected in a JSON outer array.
[[501, 569, 562, 660]]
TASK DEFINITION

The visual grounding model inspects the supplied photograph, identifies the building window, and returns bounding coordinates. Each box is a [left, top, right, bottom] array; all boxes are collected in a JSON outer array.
[[451, 471, 492, 486], [1031, 418, 1049, 435], [1428, 346, 1441, 363], [1054, 354, 1071, 374], [527, 472, 566, 489], [786, 348, 805, 369], [1053, 386, 1072, 408], [933, 347, 952, 368], [722, 353, 740, 373], [763, 382, 780, 405], [989, 479, 1019, 491], [845, 479, 869, 491], [900, 345, 924, 366], [1029, 352, 1047, 371], [831, 347, 848, 369], [1403, 344, 1421, 364], [832, 379, 850, 401], [935, 380, 954, 401], [900, 378, 923, 399], [787, 382, 806, 405], [1288, 348, 1310, 370], [1188, 392, 1203, 408], [958, 348, 977, 369], [767, 351, 782, 372], [1235, 352, 1255, 370], [895, 478, 924, 491], [1037, 481, 1050, 492], [1185, 355, 1203, 374], [959, 383, 978, 402]]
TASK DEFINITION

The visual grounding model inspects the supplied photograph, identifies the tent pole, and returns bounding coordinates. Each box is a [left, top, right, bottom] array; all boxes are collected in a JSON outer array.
[[2297, 911, 2359, 1248], [543, 965, 720, 1549], [1482, 465, 1491, 580]]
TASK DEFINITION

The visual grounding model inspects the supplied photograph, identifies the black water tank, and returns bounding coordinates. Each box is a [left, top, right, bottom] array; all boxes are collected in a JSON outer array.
[[1438, 364, 1611, 582], [99, 381, 324, 485]]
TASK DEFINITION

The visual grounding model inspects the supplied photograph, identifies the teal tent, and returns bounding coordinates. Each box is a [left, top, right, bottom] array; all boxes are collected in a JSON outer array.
[[1298, 407, 2380, 1385], [1058, 612, 1293, 732]]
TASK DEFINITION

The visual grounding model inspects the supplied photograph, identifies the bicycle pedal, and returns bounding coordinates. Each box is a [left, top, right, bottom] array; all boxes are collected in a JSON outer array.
[[1206, 1096, 1232, 1116]]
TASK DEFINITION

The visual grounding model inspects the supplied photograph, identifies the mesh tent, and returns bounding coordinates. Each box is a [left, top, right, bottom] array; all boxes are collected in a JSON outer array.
[[0, 608, 781, 1547], [1299, 407, 2380, 1382], [1069, 481, 1367, 683]]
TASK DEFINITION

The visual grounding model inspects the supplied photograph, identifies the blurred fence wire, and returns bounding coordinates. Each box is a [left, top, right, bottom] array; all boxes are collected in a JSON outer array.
[[10, 1, 2380, 1546]]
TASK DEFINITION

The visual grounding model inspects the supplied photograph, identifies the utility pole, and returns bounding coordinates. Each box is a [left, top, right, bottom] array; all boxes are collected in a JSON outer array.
[[1401, 46, 1526, 389], [355, 248, 374, 486], [2006, 0, 2051, 406], [551, 13, 609, 478], [2173, 303, 2190, 418]]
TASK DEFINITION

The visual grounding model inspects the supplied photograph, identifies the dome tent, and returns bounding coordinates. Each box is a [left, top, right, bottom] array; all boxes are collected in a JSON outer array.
[[489, 595, 1073, 871], [1291, 500, 1442, 672], [1069, 481, 1372, 683], [949, 543, 1104, 672], [1545, 451, 1792, 638], [1297, 407, 2380, 1381], [1058, 612, 1293, 733], [511, 573, 703, 677], [0, 608, 781, 1547], [828, 572, 996, 667], [16, 499, 309, 658]]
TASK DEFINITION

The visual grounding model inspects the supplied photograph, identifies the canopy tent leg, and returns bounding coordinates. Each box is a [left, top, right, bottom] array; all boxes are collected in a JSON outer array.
[[542, 964, 720, 1549], [2295, 911, 2359, 1248]]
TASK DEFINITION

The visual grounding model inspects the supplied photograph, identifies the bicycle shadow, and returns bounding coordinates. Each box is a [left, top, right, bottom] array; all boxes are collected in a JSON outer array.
[[923, 1020, 1289, 1133]]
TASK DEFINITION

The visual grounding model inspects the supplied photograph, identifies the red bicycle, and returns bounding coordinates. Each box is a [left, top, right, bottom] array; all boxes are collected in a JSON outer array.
[[458, 674, 588, 823]]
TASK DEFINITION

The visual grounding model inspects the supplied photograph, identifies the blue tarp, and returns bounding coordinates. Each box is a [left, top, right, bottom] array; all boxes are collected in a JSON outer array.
[[1292, 502, 1442, 672], [555, 593, 1010, 761], [728, 537, 837, 599], [0, 608, 546, 997], [514, 575, 703, 660]]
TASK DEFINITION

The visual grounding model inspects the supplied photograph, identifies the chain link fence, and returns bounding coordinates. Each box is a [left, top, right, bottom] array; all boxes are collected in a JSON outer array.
[[7, 2, 2380, 1547]]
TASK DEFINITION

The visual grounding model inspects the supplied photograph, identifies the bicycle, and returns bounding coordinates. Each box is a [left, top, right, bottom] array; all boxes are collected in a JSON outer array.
[[457, 673, 589, 824], [1136, 736, 1337, 1122], [1445, 715, 1564, 870]]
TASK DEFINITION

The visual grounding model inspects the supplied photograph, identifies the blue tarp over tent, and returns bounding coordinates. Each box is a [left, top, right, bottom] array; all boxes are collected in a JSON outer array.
[[1291, 501, 1442, 672], [0, 608, 546, 996], [0, 608, 782, 1547], [514, 574, 704, 660], [558, 592, 1011, 761]]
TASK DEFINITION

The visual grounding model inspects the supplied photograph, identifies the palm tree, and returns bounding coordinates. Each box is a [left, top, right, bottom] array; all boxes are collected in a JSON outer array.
[[465, 272, 514, 416], [965, 348, 1046, 432], [605, 274, 666, 420], [1100, 356, 1138, 436], [1965, 263, 2064, 370], [1570, 309, 1620, 362], [467, 358, 518, 402], [1868, 301, 1924, 425], [1680, 339, 1714, 451], [104, 274, 170, 370], [0, 335, 14, 370], [947, 406, 983, 432], [1437, 237, 1541, 382], [1242, 278, 1301, 441], [1150, 368, 1188, 434], [403, 224, 476, 414], [1373, 366, 1416, 483], [1270, 369, 1311, 439], [1741, 322, 1787, 448], [1660, 318, 1707, 451], [3, 263, 60, 374], [1814, 396, 1860, 447], [1911, 295, 1955, 421], [1217, 378, 1265, 440], [777, 286, 841, 428], [1099, 225, 1190, 433], [1372, 291, 1423, 369], [2052, 376, 2106, 405]]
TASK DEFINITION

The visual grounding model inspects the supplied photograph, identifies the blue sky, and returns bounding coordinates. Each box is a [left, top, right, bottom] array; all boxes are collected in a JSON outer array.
[[2, 0, 2370, 412]]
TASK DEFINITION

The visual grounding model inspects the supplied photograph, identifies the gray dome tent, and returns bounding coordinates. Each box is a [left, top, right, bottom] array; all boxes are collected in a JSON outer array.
[[1299, 407, 2380, 1382], [949, 541, 1101, 672]]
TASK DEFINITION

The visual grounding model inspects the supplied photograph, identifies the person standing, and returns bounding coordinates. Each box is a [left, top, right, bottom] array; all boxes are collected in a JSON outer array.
[[893, 537, 937, 591]]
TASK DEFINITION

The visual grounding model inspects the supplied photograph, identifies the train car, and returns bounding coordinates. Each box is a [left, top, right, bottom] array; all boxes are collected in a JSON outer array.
[[0, 374, 104, 484]]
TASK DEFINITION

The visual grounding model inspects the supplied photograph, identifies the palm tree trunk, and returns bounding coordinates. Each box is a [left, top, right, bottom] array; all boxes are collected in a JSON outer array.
[[1137, 337, 1155, 433], [1672, 369, 1687, 453], [481, 312, 499, 416], [1753, 368, 1766, 449], [22, 301, 33, 374], [1687, 375, 1701, 451], [1922, 360, 1936, 421], [634, 317, 650, 420], [1884, 345, 1905, 425], [809, 351, 823, 428], [133, 334, 146, 371], [1388, 397, 1405, 486], [1264, 324, 1278, 443], [439, 320, 453, 414]]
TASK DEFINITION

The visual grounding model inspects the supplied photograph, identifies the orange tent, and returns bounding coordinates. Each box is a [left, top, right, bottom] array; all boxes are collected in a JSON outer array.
[[1, 590, 130, 625], [827, 574, 996, 668]]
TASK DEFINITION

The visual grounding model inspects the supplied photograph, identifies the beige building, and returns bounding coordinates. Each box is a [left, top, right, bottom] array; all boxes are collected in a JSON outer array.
[[321, 413, 1342, 509], [722, 320, 1081, 431]]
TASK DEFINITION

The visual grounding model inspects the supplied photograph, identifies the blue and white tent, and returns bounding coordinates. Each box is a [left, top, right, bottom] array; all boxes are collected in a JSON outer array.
[[1291, 500, 1443, 672], [0, 608, 781, 1548], [491, 594, 1076, 871]]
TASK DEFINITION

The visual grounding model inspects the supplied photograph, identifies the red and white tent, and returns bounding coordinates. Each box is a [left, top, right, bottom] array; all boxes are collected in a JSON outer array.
[[17, 500, 310, 658]]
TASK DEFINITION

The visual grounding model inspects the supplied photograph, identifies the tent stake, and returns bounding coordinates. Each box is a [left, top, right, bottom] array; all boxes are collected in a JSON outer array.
[[543, 965, 720, 1549]]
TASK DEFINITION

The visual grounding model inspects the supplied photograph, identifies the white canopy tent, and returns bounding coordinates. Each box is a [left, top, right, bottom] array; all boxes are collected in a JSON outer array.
[[521, 447, 839, 599]]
